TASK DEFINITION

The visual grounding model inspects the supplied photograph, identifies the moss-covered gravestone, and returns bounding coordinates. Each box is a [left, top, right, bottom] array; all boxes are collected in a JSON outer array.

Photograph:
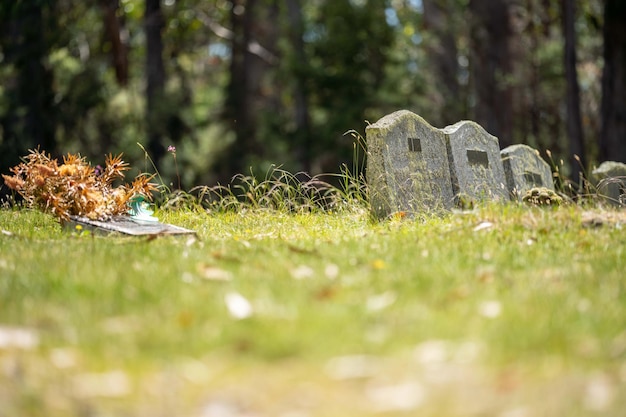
[[592, 161, 626, 206], [501, 144, 554, 200], [442, 121, 508, 205], [366, 110, 454, 219]]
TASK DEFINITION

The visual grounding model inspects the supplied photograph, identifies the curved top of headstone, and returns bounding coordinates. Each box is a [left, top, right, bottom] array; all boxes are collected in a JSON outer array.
[[501, 143, 542, 156], [592, 161, 626, 178], [441, 120, 496, 139], [368, 110, 438, 132]]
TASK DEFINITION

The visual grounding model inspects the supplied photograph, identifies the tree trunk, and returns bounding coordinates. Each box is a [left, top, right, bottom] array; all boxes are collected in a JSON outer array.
[[286, 0, 312, 172], [562, 0, 585, 181], [469, 0, 514, 147], [0, 2, 56, 194], [217, 0, 254, 182], [217, 0, 280, 182], [422, 0, 461, 124], [101, 0, 129, 86], [600, 0, 626, 163], [145, 0, 166, 164]]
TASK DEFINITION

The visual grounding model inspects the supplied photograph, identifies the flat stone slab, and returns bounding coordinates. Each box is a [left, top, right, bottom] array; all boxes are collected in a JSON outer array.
[[442, 121, 508, 203], [501, 144, 554, 200], [63, 215, 195, 236], [366, 110, 454, 218]]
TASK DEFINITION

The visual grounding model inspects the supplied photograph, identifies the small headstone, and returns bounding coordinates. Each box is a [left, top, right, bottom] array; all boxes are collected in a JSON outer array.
[[63, 215, 196, 236], [592, 161, 626, 206], [501, 144, 554, 199], [442, 121, 508, 204], [366, 110, 454, 218]]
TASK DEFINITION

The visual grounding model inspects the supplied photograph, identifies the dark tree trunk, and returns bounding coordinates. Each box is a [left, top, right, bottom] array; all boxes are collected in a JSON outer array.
[[525, 0, 541, 145], [101, 0, 129, 86], [145, 0, 166, 164], [217, 0, 254, 183], [423, 0, 461, 124], [469, 0, 514, 147], [0, 1, 56, 197], [286, 0, 312, 172], [600, 0, 626, 163], [562, 0, 585, 181], [217, 0, 280, 182]]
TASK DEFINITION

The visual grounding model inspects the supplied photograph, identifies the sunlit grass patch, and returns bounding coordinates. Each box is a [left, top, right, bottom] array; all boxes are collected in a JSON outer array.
[[0, 197, 625, 416]]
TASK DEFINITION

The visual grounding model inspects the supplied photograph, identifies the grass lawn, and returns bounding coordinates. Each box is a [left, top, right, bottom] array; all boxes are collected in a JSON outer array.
[[0, 203, 625, 416]]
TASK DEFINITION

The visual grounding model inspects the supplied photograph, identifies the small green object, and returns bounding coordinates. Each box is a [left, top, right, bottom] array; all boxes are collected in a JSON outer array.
[[128, 195, 159, 222]]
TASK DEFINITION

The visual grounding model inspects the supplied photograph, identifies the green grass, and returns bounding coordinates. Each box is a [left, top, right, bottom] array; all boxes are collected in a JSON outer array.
[[0, 203, 625, 416]]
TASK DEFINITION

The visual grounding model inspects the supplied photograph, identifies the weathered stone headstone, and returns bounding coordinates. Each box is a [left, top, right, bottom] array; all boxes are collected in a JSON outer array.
[[592, 161, 626, 206], [501, 144, 554, 199], [442, 121, 508, 204], [63, 215, 196, 236], [366, 110, 454, 218]]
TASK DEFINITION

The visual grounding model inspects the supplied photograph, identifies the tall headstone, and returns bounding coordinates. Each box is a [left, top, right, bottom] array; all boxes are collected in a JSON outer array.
[[366, 110, 454, 219], [442, 121, 508, 204], [592, 161, 626, 206], [501, 144, 554, 199]]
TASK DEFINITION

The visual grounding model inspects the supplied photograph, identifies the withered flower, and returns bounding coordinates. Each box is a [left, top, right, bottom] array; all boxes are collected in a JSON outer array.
[[2, 149, 157, 221]]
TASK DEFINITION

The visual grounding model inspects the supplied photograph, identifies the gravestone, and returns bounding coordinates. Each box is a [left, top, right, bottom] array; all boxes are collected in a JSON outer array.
[[591, 161, 626, 206], [63, 215, 196, 236], [442, 121, 508, 204], [501, 144, 554, 199], [366, 110, 454, 219]]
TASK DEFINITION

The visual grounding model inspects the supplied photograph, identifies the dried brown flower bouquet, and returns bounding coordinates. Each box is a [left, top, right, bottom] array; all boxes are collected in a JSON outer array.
[[2, 149, 157, 221]]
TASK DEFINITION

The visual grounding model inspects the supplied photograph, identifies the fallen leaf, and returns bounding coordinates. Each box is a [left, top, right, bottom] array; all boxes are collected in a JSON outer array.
[[73, 370, 131, 398], [414, 340, 449, 366], [0, 325, 39, 350], [325, 355, 381, 380], [49, 348, 78, 369], [473, 221, 494, 232], [291, 265, 315, 280], [366, 380, 425, 412], [287, 244, 317, 255], [479, 300, 502, 318], [210, 251, 241, 263], [225, 292, 253, 319], [366, 291, 396, 312], [198, 263, 232, 281], [584, 373, 614, 411], [324, 263, 340, 279], [314, 285, 337, 300], [1, 230, 13, 236]]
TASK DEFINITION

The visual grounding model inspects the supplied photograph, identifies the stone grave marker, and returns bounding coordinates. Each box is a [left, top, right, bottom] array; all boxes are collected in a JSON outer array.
[[501, 144, 554, 199], [592, 161, 626, 206], [63, 215, 196, 236], [366, 110, 454, 219], [442, 121, 508, 204]]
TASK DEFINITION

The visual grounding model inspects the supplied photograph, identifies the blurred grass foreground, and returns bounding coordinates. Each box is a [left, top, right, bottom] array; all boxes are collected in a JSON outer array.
[[0, 198, 625, 416]]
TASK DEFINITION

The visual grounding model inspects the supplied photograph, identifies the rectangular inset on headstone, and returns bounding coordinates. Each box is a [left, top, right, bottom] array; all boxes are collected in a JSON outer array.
[[501, 144, 554, 200], [366, 110, 454, 219], [407, 137, 421, 152], [467, 150, 489, 167], [442, 121, 508, 204], [524, 171, 543, 187]]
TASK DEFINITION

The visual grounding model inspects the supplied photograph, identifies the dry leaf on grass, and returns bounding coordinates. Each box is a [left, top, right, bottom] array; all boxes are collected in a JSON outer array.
[[0, 325, 39, 350], [225, 292, 253, 319], [197, 263, 232, 281]]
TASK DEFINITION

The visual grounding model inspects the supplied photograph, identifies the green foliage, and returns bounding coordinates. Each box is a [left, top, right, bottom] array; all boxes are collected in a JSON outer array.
[[0, 0, 609, 193]]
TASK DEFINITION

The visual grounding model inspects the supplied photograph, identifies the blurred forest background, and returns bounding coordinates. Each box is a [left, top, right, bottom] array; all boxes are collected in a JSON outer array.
[[1, 0, 625, 195]]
